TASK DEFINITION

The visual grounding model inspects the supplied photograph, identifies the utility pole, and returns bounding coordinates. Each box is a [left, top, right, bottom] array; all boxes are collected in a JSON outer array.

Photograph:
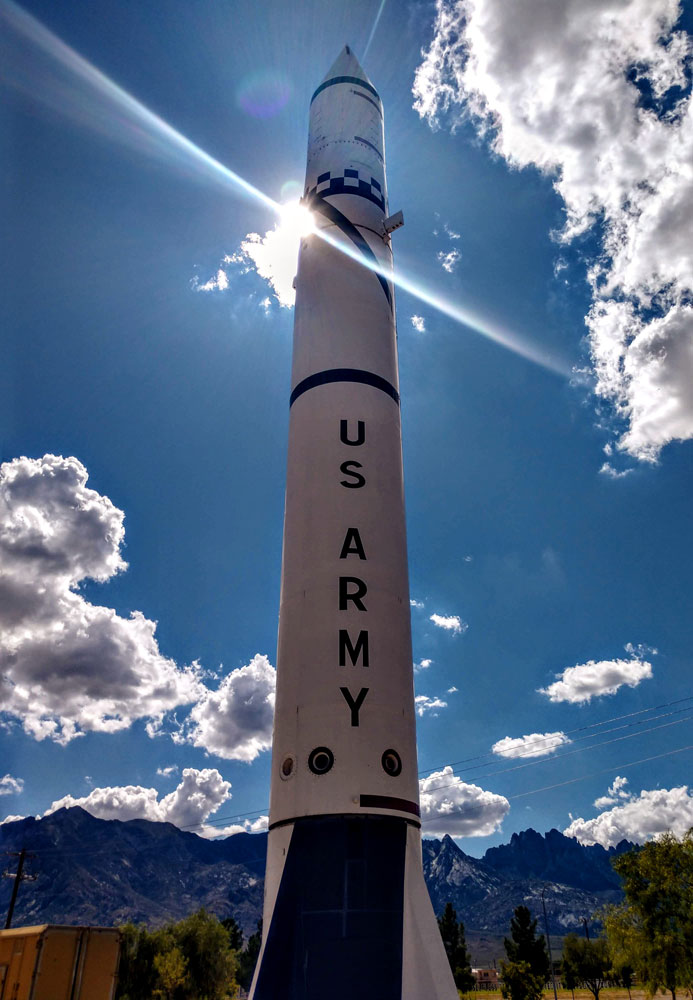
[[541, 888, 559, 1000], [582, 917, 591, 941], [3, 848, 37, 929]]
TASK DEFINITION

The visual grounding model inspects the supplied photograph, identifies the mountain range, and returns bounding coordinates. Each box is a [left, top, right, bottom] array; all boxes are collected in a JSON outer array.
[[1, 808, 632, 943]]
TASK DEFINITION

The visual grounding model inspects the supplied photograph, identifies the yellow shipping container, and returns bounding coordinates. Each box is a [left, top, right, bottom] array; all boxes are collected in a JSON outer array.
[[0, 925, 120, 1000]]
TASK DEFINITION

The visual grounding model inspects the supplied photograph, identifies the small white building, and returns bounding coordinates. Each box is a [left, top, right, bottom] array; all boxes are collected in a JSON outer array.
[[473, 968, 500, 990]]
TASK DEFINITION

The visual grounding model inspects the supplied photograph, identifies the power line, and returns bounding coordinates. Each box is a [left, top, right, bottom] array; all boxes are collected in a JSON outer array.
[[508, 742, 693, 801], [10, 694, 693, 847], [453, 705, 693, 776], [419, 742, 693, 824], [440, 706, 691, 777], [418, 693, 693, 775], [14, 732, 693, 852], [199, 711, 693, 832], [421, 713, 693, 795]]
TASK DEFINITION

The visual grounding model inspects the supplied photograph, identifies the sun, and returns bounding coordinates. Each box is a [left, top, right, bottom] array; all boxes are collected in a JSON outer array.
[[278, 199, 315, 240]]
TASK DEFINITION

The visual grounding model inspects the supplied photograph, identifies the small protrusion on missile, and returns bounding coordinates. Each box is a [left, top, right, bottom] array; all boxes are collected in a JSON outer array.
[[292, 276, 297, 289], [382, 210, 404, 236]]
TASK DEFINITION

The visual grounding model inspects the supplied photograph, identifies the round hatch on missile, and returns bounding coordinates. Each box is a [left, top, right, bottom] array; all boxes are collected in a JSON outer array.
[[280, 754, 295, 779], [381, 749, 402, 777], [308, 746, 334, 775]]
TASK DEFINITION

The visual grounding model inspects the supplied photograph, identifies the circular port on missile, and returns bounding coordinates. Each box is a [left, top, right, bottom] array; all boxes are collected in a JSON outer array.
[[280, 755, 295, 779], [381, 749, 402, 777], [308, 746, 334, 775]]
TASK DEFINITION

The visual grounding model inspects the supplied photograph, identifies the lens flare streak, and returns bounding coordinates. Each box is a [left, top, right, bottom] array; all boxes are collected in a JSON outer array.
[[1, 0, 279, 214], [315, 227, 571, 377], [2, 0, 570, 377]]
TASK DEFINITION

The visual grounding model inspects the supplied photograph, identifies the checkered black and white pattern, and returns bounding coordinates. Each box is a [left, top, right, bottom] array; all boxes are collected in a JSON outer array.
[[306, 169, 385, 212]]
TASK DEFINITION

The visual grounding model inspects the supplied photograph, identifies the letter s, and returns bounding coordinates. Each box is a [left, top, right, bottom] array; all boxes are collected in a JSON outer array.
[[340, 461, 365, 489]]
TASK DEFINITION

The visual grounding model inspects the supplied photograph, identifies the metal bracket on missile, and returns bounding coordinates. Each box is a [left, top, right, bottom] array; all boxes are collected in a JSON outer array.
[[382, 210, 404, 235]]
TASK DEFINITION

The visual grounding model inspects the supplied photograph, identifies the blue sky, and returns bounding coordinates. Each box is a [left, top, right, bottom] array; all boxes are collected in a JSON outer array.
[[2, 0, 692, 856]]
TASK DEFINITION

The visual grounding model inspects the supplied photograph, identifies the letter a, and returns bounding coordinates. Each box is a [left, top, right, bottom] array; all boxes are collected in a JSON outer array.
[[339, 528, 366, 560]]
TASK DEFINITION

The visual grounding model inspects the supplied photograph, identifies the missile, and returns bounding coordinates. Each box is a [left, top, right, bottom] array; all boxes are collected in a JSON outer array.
[[250, 47, 458, 999]]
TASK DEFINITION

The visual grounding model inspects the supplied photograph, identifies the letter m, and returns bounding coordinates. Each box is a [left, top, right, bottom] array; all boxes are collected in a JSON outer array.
[[339, 629, 369, 667]]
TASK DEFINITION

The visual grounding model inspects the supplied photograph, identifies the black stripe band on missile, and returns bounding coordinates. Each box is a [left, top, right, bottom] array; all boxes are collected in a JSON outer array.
[[354, 135, 383, 162], [290, 368, 400, 407], [311, 75, 382, 104], [306, 191, 393, 306], [351, 89, 383, 117], [359, 794, 421, 818], [267, 806, 421, 833]]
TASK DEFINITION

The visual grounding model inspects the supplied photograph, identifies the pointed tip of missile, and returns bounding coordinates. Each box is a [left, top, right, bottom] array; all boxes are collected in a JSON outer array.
[[321, 44, 371, 87]]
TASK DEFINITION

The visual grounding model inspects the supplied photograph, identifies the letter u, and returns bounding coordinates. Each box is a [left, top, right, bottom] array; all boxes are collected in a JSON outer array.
[[340, 419, 365, 446]]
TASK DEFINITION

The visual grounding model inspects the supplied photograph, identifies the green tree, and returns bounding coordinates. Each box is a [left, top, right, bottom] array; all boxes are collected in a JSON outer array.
[[602, 831, 693, 1000], [500, 906, 550, 1000], [238, 918, 263, 992], [561, 947, 579, 1000], [562, 935, 610, 1000], [116, 923, 159, 1000], [610, 959, 634, 1000], [503, 906, 551, 981], [169, 908, 238, 1000], [501, 960, 545, 1000], [221, 915, 244, 952], [437, 902, 475, 992], [153, 946, 188, 1000], [115, 910, 239, 1000]]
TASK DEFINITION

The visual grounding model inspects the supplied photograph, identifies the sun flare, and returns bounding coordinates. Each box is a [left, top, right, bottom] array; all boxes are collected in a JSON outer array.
[[278, 200, 315, 239]]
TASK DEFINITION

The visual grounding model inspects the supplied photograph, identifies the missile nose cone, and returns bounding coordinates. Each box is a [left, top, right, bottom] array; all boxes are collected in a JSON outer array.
[[321, 45, 372, 88]]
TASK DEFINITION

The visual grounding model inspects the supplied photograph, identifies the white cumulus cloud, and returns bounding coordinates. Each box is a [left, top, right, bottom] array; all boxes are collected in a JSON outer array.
[[0, 455, 203, 744], [538, 646, 653, 703], [213, 814, 269, 837], [414, 657, 433, 671], [565, 784, 693, 847], [600, 462, 634, 479], [492, 731, 571, 759], [192, 268, 229, 292], [594, 775, 632, 809], [420, 766, 510, 836], [415, 694, 448, 716], [430, 613, 468, 635], [0, 774, 24, 796], [178, 653, 276, 761], [410, 598, 425, 609], [411, 315, 426, 332], [437, 248, 461, 273], [413, 0, 693, 463], [156, 765, 179, 778], [44, 767, 235, 837], [191, 201, 314, 308]]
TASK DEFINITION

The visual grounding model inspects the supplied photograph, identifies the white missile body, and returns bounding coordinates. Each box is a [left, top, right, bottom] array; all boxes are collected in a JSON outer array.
[[250, 48, 457, 1000]]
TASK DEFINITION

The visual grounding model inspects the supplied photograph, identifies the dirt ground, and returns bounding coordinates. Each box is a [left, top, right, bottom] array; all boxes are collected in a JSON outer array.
[[468, 991, 656, 1000]]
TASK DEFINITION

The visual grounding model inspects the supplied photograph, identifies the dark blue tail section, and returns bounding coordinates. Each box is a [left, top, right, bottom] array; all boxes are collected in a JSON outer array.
[[254, 815, 407, 999]]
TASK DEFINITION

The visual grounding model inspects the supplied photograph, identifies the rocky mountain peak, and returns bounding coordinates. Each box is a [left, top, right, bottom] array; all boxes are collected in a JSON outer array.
[[1, 809, 629, 937]]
